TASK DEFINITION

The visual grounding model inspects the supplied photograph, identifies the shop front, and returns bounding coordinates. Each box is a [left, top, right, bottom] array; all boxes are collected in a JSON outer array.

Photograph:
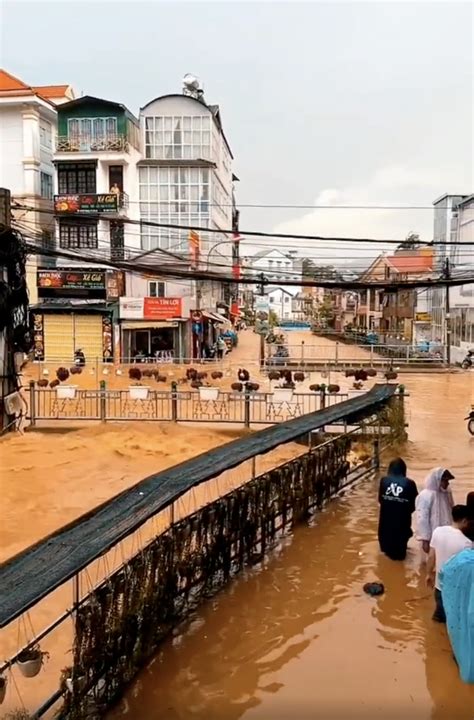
[[191, 309, 231, 359], [32, 269, 123, 362], [119, 297, 188, 362]]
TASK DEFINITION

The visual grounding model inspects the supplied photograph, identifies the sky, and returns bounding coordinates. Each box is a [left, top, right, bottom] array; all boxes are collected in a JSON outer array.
[[1, 0, 472, 266]]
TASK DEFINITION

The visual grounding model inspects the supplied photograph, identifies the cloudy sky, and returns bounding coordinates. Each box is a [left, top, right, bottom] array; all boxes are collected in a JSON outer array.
[[2, 0, 472, 264]]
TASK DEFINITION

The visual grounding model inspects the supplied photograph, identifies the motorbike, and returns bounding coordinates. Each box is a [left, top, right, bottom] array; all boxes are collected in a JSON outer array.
[[461, 350, 473, 369], [465, 408, 474, 435]]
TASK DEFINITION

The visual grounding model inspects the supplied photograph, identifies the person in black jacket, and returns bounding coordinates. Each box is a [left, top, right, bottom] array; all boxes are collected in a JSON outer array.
[[464, 491, 474, 541], [378, 458, 418, 560]]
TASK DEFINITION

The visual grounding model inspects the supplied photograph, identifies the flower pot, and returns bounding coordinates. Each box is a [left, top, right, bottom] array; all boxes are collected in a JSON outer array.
[[66, 675, 86, 693], [0, 677, 6, 704], [128, 386, 149, 400], [56, 385, 77, 400], [17, 649, 43, 678]]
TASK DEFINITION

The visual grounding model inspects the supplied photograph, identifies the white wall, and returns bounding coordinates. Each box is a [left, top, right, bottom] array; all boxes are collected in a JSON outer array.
[[0, 107, 24, 192]]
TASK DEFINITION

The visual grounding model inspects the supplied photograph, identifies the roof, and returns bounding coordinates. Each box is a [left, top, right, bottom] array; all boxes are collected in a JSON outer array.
[[59, 94, 139, 125], [249, 248, 292, 261], [140, 93, 233, 158], [0, 69, 71, 108], [386, 253, 433, 273]]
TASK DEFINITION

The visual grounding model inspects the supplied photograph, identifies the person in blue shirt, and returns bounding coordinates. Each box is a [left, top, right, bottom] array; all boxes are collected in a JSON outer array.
[[378, 458, 418, 561]]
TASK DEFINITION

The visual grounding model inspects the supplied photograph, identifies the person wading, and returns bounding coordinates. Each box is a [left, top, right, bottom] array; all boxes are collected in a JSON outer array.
[[378, 458, 418, 561], [426, 504, 472, 622], [416, 467, 455, 555], [464, 491, 474, 541]]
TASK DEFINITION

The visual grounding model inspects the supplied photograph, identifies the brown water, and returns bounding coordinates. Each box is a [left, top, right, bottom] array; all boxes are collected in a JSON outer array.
[[107, 374, 474, 720]]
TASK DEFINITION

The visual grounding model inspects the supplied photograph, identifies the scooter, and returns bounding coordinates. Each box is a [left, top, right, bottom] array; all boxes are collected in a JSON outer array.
[[461, 350, 473, 369], [465, 408, 474, 435]]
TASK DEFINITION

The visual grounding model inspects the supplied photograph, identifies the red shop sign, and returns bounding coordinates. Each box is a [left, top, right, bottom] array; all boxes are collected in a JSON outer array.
[[143, 297, 182, 320]]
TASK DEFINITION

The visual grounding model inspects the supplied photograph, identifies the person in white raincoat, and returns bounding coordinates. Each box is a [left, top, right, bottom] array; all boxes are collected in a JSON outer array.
[[416, 467, 455, 554]]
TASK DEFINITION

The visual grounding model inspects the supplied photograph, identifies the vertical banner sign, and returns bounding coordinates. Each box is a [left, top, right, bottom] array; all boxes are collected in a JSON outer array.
[[189, 230, 200, 269]]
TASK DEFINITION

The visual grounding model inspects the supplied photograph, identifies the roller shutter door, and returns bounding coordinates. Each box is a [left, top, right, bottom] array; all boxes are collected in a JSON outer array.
[[43, 314, 74, 363], [73, 315, 103, 363]]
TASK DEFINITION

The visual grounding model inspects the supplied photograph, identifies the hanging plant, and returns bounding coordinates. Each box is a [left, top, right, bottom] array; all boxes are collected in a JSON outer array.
[[237, 368, 250, 382], [293, 372, 305, 382], [211, 371, 223, 380], [128, 367, 142, 381], [345, 369, 356, 378], [0, 675, 6, 704], [37, 378, 49, 388], [186, 368, 198, 380], [268, 370, 280, 381], [17, 646, 49, 678], [196, 371, 208, 380], [385, 370, 398, 380], [231, 382, 243, 392], [156, 374, 167, 383], [353, 380, 364, 390], [56, 367, 69, 382], [142, 369, 154, 378], [366, 368, 377, 377], [49, 379, 60, 389], [69, 366, 81, 375], [354, 369, 368, 382], [247, 382, 260, 392], [328, 384, 340, 393], [309, 383, 321, 392], [190, 380, 203, 389]]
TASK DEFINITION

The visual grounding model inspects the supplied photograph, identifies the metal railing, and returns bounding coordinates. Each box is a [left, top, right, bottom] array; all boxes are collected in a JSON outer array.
[[27, 384, 350, 426], [56, 133, 129, 153]]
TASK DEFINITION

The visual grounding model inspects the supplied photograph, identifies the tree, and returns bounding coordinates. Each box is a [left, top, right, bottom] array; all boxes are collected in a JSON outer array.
[[397, 232, 422, 251], [302, 259, 344, 281]]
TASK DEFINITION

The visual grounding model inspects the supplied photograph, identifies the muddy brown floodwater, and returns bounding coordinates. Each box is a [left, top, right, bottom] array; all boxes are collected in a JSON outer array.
[[107, 374, 474, 720]]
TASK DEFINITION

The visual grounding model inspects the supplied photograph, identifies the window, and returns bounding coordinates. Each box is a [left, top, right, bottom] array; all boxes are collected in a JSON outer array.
[[41, 229, 53, 250], [40, 172, 53, 199], [284, 296, 290, 303], [59, 220, 98, 249], [58, 163, 96, 194], [139, 166, 210, 250], [68, 117, 118, 142], [144, 115, 211, 161], [39, 121, 52, 150], [269, 297, 274, 303], [148, 281, 165, 298]]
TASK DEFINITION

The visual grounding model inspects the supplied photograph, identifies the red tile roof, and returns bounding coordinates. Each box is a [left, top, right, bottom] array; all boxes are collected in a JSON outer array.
[[33, 84, 71, 98], [0, 68, 30, 91], [387, 253, 433, 273], [0, 70, 72, 105]]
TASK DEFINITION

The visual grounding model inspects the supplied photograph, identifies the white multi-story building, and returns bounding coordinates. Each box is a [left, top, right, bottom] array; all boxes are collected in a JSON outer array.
[[430, 193, 473, 363], [244, 249, 302, 295], [0, 69, 74, 303]]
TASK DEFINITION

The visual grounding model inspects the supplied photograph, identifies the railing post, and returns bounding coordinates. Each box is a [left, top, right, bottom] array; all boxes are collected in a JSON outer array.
[[100, 380, 106, 422], [244, 387, 251, 428], [406, 344, 410, 364], [29, 380, 36, 427], [300, 340, 305, 367], [370, 344, 374, 366], [373, 437, 380, 470], [171, 381, 178, 422], [335, 342, 339, 367]]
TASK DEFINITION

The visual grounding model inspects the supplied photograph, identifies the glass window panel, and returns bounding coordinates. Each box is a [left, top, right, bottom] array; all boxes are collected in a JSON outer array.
[[164, 117, 173, 129], [180, 186, 188, 199], [202, 117, 210, 128], [155, 131, 162, 144], [139, 185, 148, 200], [155, 118, 162, 128], [203, 131, 210, 143], [190, 168, 199, 182], [192, 131, 200, 143], [183, 117, 191, 129], [172, 169, 179, 183], [179, 168, 187, 183], [184, 131, 192, 142], [149, 167, 158, 183], [159, 168, 169, 182], [174, 146, 182, 159], [191, 202, 199, 213], [149, 186, 158, 200], [183, 146, 192, 159], [155, 147, 163, 159], [190, 186, 199, 200], [145, 117, 153, 130], [160, 186, 169, 201], [202, 145, 210, 157], [201, 185, 209, 200], [165, 145, 173, 159], [201, 169, 209, 183], [164, 131, 172, 143], [149, 203, 159, 214], [192, 116, 201, 128], [138, 167, 147, 182]]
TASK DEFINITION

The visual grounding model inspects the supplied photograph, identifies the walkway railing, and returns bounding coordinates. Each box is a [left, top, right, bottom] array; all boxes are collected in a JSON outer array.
[[27, 383, 349, 426], [0, 385, 404, 719]]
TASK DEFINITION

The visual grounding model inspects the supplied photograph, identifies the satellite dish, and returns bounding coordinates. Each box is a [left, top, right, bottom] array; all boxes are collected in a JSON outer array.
[[183, 74, 200, 91]]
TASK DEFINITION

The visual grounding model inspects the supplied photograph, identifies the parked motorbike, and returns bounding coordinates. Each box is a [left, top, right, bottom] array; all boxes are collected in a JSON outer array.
[[461, 350, 473, 369], [465, 408, 474, 435]]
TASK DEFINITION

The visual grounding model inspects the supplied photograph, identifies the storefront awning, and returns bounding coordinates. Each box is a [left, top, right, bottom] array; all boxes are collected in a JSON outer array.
[[121, 320, 184, 330], [202, 311, 230, 325]]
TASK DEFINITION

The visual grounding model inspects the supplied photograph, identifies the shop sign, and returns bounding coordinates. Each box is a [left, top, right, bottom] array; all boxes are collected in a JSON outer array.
[[54, 194, 118, 214], [106, 271, 125, 299], [144, 297, 182, 320], [102, 316, 113, 361], [37, 270, 106, 290], [32, 313, 44, 361], [119, 297, 183, 320], [415, 312, 431, 322]]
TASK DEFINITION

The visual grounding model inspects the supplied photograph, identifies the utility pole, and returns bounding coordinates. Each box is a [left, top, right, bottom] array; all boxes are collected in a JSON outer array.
[[257, 272, 266, 368], [0, 189, 14, 432], [444, 257, 451, 365]]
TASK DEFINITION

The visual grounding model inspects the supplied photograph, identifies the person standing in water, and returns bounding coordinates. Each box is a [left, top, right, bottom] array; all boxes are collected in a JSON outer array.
[[464, 491, 474, 541], [378, 458, 418, 561], [416, 467, 455, 555]]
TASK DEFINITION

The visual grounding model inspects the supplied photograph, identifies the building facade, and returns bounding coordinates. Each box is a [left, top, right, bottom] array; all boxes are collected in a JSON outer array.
[[32, 94, 141, 363], [0, 69, 74, 304]]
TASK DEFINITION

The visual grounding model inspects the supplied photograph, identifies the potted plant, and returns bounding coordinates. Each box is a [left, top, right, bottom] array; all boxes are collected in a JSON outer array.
[[327, 384, 340, 393], [56, 367, 70, 383], [0, 675, 6, 704], [17, 646, 48, 678], [37, 378, 48, 388]]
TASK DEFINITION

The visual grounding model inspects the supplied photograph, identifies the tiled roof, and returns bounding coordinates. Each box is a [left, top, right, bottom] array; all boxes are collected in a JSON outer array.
[[0, 69, 29, 90], [387, 253, 433, 273], [33, 84, 71, 98], [0, 69, 71, 106]]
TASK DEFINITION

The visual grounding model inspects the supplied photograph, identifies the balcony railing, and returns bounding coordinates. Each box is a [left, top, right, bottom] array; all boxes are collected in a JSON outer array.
[[56, 134, 129, 153]]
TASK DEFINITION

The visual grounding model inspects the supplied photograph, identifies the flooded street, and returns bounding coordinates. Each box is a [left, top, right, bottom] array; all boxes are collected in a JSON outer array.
[[107, 373, 474, 720]]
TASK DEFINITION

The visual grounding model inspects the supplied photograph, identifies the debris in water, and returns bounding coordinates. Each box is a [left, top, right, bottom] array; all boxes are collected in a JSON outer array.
[[363, 582, 385, 596]]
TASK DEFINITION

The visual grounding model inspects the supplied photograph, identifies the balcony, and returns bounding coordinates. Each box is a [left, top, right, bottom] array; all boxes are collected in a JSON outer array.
[[56, 134, 129, 153], [54, 193, 129, 215]]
